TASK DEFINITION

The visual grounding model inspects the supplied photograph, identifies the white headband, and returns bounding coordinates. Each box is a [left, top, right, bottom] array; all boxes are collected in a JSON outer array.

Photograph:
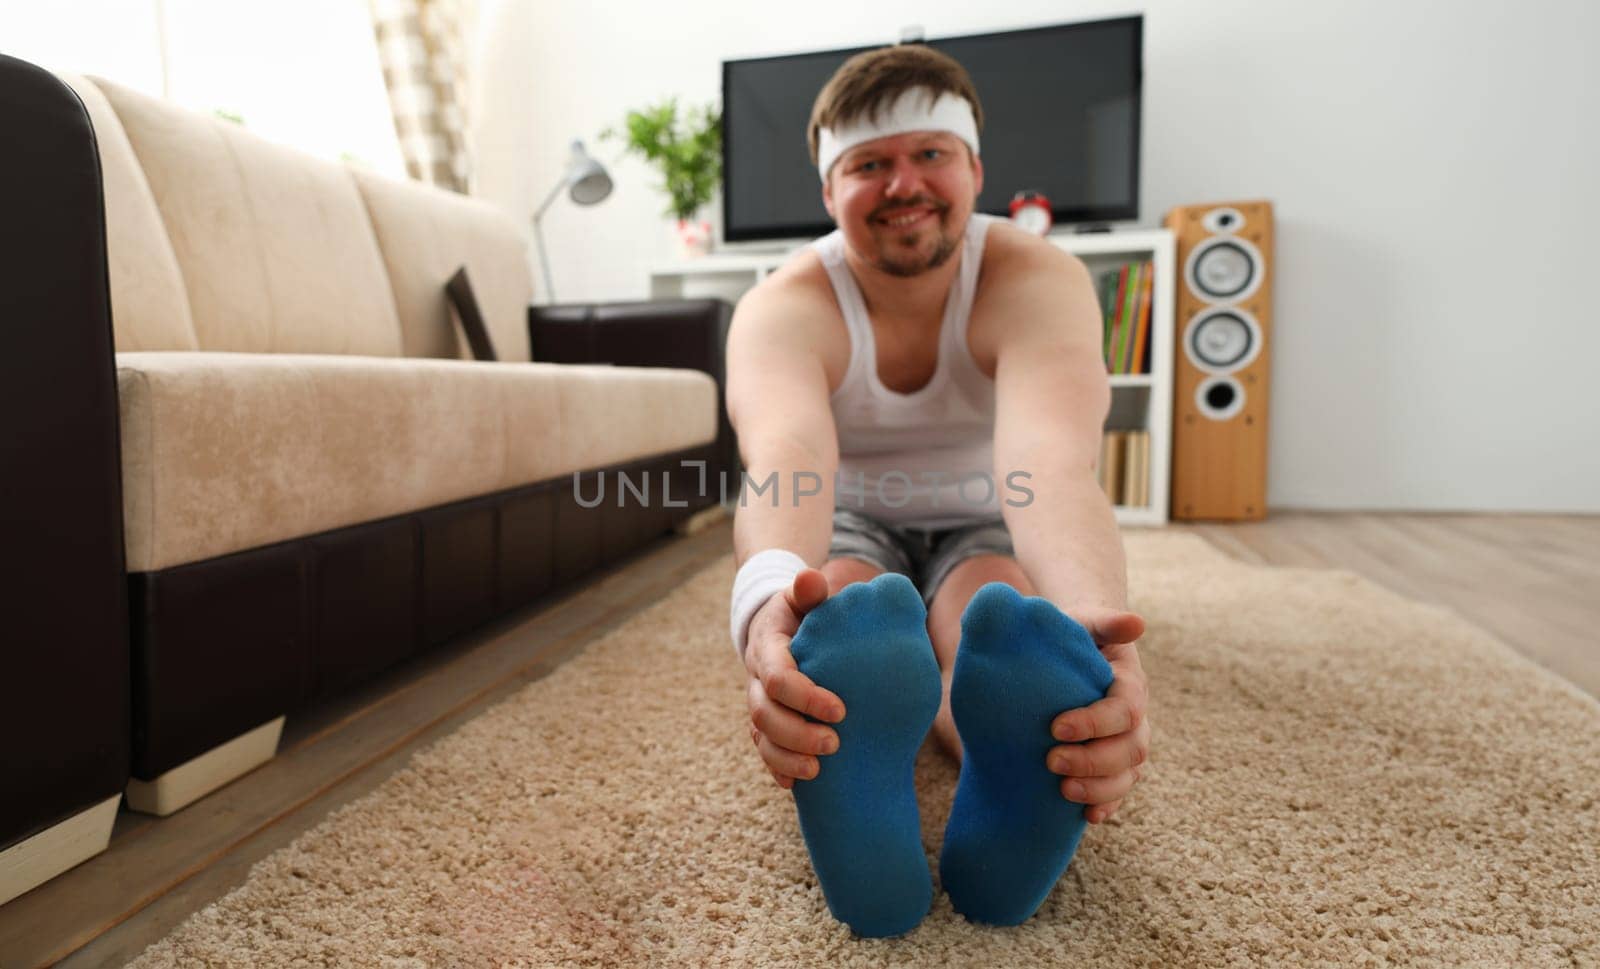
[[816, 87, 980, 182]]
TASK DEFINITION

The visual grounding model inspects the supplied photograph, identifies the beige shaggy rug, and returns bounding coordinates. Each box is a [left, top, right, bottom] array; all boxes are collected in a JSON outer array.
[[128, 532, 1600, 967]]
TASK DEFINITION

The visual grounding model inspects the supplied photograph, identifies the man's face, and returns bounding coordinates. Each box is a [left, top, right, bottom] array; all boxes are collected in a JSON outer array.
[[822, 129, 984, 279]]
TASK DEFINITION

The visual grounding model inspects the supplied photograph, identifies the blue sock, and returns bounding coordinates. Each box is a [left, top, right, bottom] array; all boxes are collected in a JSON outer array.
[[939, 582, 1115, 926], [788, 572, 942, 938]]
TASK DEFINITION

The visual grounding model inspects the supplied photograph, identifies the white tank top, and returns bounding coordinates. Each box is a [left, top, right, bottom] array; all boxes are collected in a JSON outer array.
[[812, 213, 1002, 529]]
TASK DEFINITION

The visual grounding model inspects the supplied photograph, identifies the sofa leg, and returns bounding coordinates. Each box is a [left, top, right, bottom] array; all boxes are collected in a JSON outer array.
[[0, 793, 121, 906], [125, 716, 285, 817]]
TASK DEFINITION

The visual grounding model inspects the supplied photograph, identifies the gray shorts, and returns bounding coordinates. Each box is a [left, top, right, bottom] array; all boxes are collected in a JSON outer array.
[[827, 508, 1016, 606]]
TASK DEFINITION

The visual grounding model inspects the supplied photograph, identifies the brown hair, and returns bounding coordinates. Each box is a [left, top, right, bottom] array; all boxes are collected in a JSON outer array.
[[806, 44, 984, 172]]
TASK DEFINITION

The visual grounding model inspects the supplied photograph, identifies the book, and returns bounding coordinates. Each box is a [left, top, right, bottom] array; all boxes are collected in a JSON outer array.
[[1114, 262, 1141, 374], [1142, 432, 1152, 506], [1121, 431, 1131, 502], [1116, 429, 1143, 507], [1120, 430, 1136, 506], [1098, 430, 1124, 502], [1105, 265, 1129, 371], [1128, 261, 1153, 375], [1098, 269, 1119, 366], [1132, 430, 1149, 506], [1141, 431, 1151, 506], [1117, 264, 1133, 361]]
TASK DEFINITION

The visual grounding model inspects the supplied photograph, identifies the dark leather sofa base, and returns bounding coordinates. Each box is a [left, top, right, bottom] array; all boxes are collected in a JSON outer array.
[[0, 55, 132, 851], [129, 444, 719, 781]]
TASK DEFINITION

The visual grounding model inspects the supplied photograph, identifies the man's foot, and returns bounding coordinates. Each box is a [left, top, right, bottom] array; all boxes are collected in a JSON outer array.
[[789, 573, 942, 938], [939, 582, 1114, 926]]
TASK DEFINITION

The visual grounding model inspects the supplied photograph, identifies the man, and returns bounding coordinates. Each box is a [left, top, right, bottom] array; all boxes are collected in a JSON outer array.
[[724, 44, 1150, 935]]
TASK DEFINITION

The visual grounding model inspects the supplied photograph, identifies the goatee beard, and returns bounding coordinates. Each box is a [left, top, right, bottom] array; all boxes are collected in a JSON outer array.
[[875, 231, 958, 278]]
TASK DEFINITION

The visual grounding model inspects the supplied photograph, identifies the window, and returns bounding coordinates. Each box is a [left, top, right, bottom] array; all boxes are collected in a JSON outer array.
[[2, 0, 406, 178]]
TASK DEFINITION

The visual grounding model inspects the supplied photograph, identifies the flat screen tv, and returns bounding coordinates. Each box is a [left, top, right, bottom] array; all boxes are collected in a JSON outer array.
[[721, 16, 1143, 244]]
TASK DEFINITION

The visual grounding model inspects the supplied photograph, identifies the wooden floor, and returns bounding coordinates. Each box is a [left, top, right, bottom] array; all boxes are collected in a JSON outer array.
[[1173, 512, 1600, 698], [1, 511, 1595, 968]]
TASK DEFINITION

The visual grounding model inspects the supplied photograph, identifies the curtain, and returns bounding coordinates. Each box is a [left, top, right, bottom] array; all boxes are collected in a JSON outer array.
[[369, 0, 475, 192]]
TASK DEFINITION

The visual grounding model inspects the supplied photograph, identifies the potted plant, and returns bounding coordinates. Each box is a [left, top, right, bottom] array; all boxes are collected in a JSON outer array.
[[602, 97, 721, 257]]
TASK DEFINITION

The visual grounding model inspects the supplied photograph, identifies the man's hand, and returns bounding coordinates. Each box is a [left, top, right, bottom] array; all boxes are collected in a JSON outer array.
[[745, 568, 846, 790], [1047, 607, 1149, 823]]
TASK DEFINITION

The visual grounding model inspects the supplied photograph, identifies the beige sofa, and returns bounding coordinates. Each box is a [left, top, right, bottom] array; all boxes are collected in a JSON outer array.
[[1, 54, 728, 906], [78, 73, 714, 575]]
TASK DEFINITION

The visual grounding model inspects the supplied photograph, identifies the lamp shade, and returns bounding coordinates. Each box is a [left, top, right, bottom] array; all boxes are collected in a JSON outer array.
[[564, 140, 612, 205]]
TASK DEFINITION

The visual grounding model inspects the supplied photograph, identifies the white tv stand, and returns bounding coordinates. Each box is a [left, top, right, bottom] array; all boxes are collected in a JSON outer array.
[[649, 227, 1175, 527], [648, 252, 795, 302]]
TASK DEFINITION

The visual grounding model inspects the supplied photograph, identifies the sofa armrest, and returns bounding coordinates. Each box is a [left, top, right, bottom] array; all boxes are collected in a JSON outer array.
[[0, 55, 131, 850], [529, 298, 739, 492]]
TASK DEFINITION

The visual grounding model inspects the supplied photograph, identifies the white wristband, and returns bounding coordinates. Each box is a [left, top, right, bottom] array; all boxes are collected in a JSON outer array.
[[729, 549, 807, 663]]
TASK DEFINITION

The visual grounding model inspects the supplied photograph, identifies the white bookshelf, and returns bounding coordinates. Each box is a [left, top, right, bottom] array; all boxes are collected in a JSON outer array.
[[650, 226, 1176, 527], [1052, 228, 1175, 528]]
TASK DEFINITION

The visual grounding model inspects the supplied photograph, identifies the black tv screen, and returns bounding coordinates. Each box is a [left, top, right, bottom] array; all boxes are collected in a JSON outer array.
[[721, 16, 1142, 243]]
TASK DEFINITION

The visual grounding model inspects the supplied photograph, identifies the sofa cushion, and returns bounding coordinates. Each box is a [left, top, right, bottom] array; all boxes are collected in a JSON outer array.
[[354, 171, 535, 362], [115, 353, 717, 572], [56, 73, 198, 352], [91, 77, 404, 358]]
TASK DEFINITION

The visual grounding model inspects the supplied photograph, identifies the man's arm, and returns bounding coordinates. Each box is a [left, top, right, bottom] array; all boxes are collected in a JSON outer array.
[[990, 246, 1125, 614], [725, 282, 839, 568], [725, 281, 848, 790], [986, 242, 1150, 823]]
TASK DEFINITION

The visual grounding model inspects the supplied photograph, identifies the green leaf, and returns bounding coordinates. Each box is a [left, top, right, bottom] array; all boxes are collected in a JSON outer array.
[[609, 96, 722, 221]]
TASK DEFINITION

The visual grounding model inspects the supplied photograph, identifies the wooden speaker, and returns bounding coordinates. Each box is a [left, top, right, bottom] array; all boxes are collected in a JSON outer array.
[[1163, 200, 1274, 521]]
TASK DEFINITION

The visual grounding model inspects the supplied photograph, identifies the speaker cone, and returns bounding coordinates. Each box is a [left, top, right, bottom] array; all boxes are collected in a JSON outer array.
[[1183, 307, 1263, 374], [1185, 235, 1264, 303]]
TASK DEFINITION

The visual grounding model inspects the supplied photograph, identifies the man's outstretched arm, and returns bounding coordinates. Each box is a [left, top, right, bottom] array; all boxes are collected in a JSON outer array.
[[725, 282, 848, 789], [986, 243, 1151, 823], [726, 283, 842, 568]]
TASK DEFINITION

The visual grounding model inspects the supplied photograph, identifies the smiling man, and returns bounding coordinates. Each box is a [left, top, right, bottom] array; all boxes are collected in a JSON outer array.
[[724, 44, 1150, 936]]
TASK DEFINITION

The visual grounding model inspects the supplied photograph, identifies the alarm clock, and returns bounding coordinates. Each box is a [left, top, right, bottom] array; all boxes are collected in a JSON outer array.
[[1009, 190, 1053, 236]]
